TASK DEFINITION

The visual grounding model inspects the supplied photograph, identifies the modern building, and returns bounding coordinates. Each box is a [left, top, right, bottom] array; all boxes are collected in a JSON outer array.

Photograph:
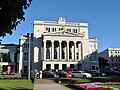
[[19, 17, 99, 73], [0, 43, 19, 73], [99, 48, 120, 68]]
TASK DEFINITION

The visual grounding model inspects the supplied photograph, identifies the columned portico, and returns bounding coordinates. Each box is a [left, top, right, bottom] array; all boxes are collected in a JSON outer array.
[[44, 40, 83, 61]]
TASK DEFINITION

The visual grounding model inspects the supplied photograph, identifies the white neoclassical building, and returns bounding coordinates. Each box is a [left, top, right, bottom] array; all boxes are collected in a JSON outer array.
[[19, 17, 99, 73]]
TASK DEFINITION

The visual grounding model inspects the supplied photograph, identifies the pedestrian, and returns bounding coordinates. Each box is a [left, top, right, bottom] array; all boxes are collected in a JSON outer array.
[[39, 69, 42, 79]]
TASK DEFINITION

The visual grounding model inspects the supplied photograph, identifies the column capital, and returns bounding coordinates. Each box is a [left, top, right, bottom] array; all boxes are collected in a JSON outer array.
[[51, 40, 54, 42], [74, 41, 77, 43], [43, 40, 46, 42], [66, 41, 69, 43], [59, 40, 62, 43]]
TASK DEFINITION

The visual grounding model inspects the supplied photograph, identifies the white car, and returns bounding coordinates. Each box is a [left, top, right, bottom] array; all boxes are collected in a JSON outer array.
[[71, 71, 92, 78]]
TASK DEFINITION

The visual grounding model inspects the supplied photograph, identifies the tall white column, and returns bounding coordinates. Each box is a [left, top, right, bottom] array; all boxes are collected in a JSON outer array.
[[74, 41, 77, 61], [65, 42, 67, 60], [57, 42, 59, 60], [44, 40, 46, 60], [81, 42, 84, 60], [78, 42, 81, 60], [72, 43, 74, 60], [67, 41, 69, 61], [59, 41, 62, 61], [52, 40, 54, 60]]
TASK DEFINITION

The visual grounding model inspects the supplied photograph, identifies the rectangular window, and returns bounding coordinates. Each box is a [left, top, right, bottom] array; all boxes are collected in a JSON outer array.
[[62, 64, 67, 71], [92, 66, 95, 70], [24, 66, 28, 73], [46, 64, 51, 70], [10, 52, 14, 62], [54, 64, 59, 70], [52, 28, 54, 32], [59, 28, 63, 31], [73, 29, 77, 33], [46, 27, 50, 32], [77, 53, 79, 59], [23, 52, 28, 61], [67, 28, 71, 32], [70, 64, 74, 68]]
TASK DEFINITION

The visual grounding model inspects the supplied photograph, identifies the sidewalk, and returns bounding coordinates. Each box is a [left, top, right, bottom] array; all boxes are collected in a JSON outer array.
[[34, 83, 72, 90], [33, 79, 72, 90]]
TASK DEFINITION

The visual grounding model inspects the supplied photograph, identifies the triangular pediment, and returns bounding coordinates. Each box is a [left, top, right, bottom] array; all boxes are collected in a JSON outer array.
[[43, 30, 84, 37]]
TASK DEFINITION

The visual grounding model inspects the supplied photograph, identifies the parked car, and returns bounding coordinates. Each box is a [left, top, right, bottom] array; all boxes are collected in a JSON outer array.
[[90, 70, 106, 77], [100, 68, 120, 76], [71, 71, 92, 78], [42, 71, 59, 78], [56, 71, 71, 78], [67, 68, 76, 73]]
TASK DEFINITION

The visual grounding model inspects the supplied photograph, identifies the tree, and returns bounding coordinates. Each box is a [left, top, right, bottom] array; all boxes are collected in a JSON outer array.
[[0, 0, 32, 37], [98, 57, 109, 69]]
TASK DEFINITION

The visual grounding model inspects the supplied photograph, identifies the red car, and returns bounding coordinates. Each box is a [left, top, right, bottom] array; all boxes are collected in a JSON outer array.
[[64, 72, 71, 78], [57, 71, 71, 78], [67, 68, 76, 73]]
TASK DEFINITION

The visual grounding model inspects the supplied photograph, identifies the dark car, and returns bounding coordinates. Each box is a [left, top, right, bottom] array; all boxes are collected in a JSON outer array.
[[42, 71, 59, 78], [90, 70, 106, 77], [100, 68, 120, 76]]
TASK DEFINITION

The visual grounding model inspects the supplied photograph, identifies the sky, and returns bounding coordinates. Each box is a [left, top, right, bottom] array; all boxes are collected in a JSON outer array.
[[0, 0, 120, 52]]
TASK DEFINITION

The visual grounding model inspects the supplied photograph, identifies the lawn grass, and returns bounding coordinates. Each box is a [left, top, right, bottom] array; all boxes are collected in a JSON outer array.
[[0, 79, 34, 90], [100, 84, 120, 89]]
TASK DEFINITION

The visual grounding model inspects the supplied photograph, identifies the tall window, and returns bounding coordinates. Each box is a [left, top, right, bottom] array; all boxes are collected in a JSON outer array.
[[54, 64, 59, 69], [70, 64, 74, 68], [62, 49, 65, 59], [62, 64, 67, 71], [23, 52, 28, 61], [46, 64, 51, 70], [69, 51, 72, 59], [54, 49, 57, 59], [77, 53, 79, 59], [46, 49, 50, 59], [10, 52, 14, 62]]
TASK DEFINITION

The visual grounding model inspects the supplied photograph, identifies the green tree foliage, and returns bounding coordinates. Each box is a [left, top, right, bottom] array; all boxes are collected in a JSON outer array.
[[0, 0, 32, 37], [98, 57, 109, 69]]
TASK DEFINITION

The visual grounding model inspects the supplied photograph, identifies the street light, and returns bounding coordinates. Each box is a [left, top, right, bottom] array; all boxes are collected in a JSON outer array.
[[28, 22, 32, 80], [1, 58, 2, 73]]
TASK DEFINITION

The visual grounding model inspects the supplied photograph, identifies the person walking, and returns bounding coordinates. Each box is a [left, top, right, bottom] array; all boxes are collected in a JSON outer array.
[[39, 70, 42, 79]]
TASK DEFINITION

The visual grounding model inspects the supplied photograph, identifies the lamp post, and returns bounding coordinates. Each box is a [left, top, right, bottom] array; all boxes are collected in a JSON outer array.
[[1, 58, 2, 73], [28, 22, 32, 80], [28, 34, 31, 80]]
